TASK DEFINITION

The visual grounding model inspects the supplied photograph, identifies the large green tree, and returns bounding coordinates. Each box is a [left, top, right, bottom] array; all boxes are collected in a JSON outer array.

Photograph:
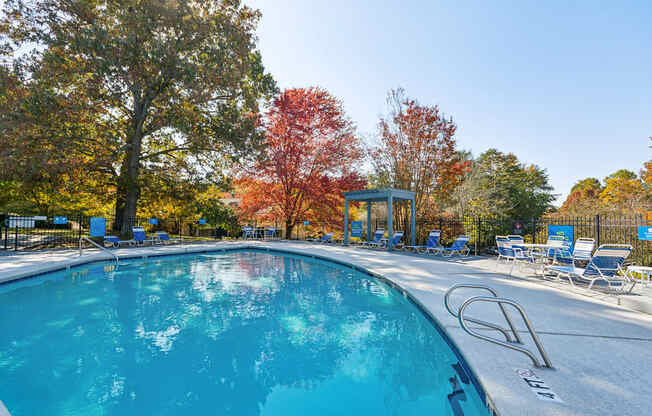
[[455, 149, 556, 219], [1, 0, 275, 233]]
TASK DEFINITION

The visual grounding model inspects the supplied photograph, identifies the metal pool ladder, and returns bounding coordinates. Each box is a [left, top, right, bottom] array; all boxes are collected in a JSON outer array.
[[445, 284, 553, 369], [79, 237, 119, 268]]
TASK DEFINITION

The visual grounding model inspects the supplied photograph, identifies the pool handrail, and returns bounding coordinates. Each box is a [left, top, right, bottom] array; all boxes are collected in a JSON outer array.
[[444, 283, 523, 344], [458, 295, 553, 369], [79, 237, 119, 268]]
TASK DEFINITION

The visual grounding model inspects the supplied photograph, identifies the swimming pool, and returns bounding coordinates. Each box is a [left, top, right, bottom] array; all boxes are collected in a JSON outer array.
[[0, 249, 492, 415]]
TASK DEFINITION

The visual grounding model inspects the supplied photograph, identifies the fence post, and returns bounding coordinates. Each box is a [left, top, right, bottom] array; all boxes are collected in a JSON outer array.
[[78, 213, 83, 241], [531, 217, 536, 243], [595, 214, 600, 247], [475, 217, 480, 256], [3, 219, 7, 250], [14, 222, 18, 251]]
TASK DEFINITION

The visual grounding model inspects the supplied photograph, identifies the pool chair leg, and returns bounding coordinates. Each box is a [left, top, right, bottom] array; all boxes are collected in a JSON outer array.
[[565, 274, 576, 287], [587, 279, 598, 291]]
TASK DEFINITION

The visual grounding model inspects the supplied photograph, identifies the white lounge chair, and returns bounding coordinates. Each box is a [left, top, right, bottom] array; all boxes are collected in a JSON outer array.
[[546, 244, 634, 292]]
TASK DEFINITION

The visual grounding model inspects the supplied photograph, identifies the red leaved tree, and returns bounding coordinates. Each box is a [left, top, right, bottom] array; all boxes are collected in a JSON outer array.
[[237, 87, 366, 238], [369, 88, 469, 225]]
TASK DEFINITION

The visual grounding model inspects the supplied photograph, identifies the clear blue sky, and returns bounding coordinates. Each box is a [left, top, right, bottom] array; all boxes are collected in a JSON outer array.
[[247, 0, 651, 204]]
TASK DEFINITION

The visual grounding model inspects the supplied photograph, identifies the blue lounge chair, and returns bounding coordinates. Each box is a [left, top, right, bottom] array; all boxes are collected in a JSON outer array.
[[507, 235, 527, 253], [242, 226, 255, 240], [496, 236, 535, 274], [154, 231, 182, 245], [319, 232, 333, 243], [360, 229, 385, 248], [264, 227, 278, 240], [552, 238, 595, 266], [103, 235, 134, 248], [369, 231, 403, 249], [405, 230, 442, 253], [544, 235, 570, 260], [133, 226, 157, 245], [546, 244, 634, 292], [433, 235, 471, 256], [308, 232, 333, 243]]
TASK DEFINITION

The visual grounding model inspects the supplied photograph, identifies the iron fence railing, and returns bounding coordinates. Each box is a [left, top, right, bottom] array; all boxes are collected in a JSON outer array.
[[0, 214, 235, 251], [374, 214, 650, 266], [3, 212, 650, 266]]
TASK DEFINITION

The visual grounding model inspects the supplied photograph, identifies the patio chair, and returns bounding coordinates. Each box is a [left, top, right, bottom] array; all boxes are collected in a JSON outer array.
[[405, 230, 442, 253], [103, 236, 135, 248], [359, 229, 385, 248], [242, 226, 255, 240], [545, 235, 570, 258], [133, 226, 158, 246], [507, 235, 527, 252], [546, 244, 634, 292], [388, 231, 405, 249], [264, 227, 278, 240], [553, 238, 595, 266], [432, 235, 471, 257], [154, 231, 182, 245], [367, 230, 403, 249], [308, 232, 333, 243], [495, 236, 535, 274]]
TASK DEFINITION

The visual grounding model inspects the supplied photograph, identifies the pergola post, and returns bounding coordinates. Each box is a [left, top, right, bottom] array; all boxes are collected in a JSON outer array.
[[344, 197, 349, 245], [410, 197, 416, 247], [387, 195, 393, 250], [366, 202, 372, 242]]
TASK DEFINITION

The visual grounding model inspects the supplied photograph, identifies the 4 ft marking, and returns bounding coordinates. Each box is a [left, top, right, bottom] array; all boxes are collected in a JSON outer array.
[[514, 368, 564, 403]]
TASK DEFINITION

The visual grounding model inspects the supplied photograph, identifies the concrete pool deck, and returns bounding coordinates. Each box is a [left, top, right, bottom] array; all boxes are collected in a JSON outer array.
[[1, 241, 651, 416]]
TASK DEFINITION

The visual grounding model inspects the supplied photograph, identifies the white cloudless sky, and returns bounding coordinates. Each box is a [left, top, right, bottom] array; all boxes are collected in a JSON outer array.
[[247, 0, 651, 204]]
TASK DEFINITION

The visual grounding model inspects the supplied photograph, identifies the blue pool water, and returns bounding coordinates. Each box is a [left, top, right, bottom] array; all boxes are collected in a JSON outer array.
[[0, 250, 491, 415]]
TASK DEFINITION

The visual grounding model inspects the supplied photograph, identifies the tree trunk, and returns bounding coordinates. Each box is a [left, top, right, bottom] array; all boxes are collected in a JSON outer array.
[[117, 95, 147, 236], [285, 221, 294, 240], [119, 138, 142, 235], [113, 176, 126, 233]]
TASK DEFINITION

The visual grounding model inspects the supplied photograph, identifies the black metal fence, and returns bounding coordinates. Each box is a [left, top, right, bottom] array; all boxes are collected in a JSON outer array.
[[0, 214, 235, 251], [3, 212, 650, 266], [376, 214, 650, 266]]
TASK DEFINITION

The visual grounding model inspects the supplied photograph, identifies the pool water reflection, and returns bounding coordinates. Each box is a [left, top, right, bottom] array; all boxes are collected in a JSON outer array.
[[0, 250, 490, 415]]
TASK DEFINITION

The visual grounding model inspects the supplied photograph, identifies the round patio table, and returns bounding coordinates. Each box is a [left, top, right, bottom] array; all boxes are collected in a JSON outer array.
[[627, 266, 652, 287], [520, 243, 558, 249], [519, 244, 563, 270]]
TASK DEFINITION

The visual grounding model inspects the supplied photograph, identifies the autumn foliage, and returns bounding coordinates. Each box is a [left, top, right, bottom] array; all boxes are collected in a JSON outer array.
[[369, 89, 469, 222], [237, 88, 366, 237]]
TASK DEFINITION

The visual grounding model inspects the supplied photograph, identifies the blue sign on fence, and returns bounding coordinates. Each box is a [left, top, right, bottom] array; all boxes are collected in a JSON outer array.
[[149, 218, 158, 225], [548, 225, 574, 249], [304, 220, 310, 226], [89, 217, 106, 237], [350, 221, 363, 238], [638, 226, 652, 241], [198, 219, 207, 225], [53, 216, 67, 225]]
